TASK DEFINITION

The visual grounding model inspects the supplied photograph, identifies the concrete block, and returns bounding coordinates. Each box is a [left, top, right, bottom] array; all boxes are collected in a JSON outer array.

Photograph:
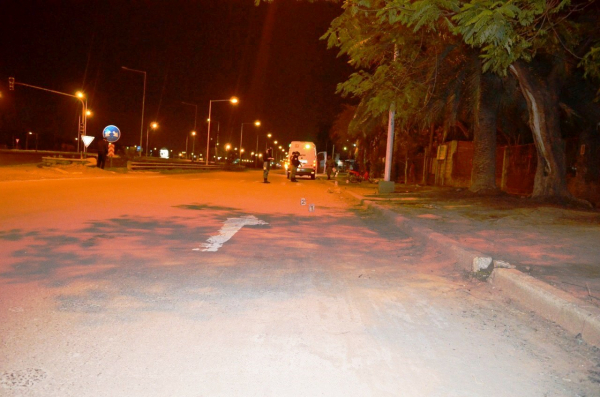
[[493, 259, 515, 269], [472, 256, 493, 272], [378, 181, 395, 194]]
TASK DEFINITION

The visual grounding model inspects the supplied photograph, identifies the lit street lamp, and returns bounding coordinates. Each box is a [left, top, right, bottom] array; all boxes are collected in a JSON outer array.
[[240, 120, 260, 163], [27, 131, 39, 151], [74, 91, 89, 155], [191, 131, 196, 160], [146, 122, 158, 157], [6, 78, 87, 154], [265, 133, 272, 150], [182, 101, 198, 160], [207, 97, 238, 165], [121, 66, 147, 154]]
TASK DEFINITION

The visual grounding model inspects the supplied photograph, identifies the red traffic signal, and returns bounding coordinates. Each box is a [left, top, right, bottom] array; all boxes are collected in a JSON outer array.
[[8, 77, 14, 91]]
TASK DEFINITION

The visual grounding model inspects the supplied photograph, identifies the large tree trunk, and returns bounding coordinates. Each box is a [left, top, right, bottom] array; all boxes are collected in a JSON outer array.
[[509, 59, 571, 199], [470, 66, 502, 193]]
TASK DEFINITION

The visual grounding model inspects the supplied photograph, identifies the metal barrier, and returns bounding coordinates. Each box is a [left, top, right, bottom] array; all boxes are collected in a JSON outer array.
[[127, 161, 222, 171], [42, 156, 94, 166]]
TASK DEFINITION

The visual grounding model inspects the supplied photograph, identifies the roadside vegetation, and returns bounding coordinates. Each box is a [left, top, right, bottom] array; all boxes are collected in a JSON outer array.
[[262, 0, 600, 205]]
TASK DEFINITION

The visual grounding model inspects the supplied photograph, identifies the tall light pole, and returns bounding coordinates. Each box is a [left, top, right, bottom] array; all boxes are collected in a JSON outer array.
[[27, 131, 39, 151], [121, 66, 146, 155], [207, 97, 238, 165], [240, 120, 260, 163], [146, 122, 158, 157], [182, 102, 197, 160], [8, 78, 86, 154], [191, 131, 196, 160], [75, 92, 90, 157]]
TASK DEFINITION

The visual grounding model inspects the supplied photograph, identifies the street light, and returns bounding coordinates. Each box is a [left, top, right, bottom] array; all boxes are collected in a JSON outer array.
[[121, 66, 147, 154], [182, 102, 198, 160], [266, 133, 272, 150], [191, 131, 196, 160], [30, 131, 39, 151], [207, 96, 238, 165], [146, 122, 158, 157], [240, 120, 260, 163], [75, 91, 89, 155], [6, 78, 87, 154]]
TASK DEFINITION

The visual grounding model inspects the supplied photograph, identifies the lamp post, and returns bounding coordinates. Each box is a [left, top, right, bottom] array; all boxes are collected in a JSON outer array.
[[265, 133, 272, 150], [27, 131, 39, 151], [182, 101, 198, 160], [146, 122, 158, 157], [7, 78, 87, 154], [74, 92, 89, 156], [240, 120, 260, 163], [121, 66, 146, 155], [191, 131, 196, 160], [207, 97, 238, 165], [75, 92, 91, 146]]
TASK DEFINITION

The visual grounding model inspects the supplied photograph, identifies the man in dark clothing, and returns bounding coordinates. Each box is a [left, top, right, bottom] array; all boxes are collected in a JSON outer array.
[[326, 158, 336, 180], [262, 147, 274, 183], [290, 151, 300, 182], [97, 138, 108, 169]]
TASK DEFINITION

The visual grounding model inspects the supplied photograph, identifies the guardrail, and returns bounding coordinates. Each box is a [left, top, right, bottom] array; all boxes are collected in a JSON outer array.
[[42, 156, 94, 166], [127, 161, 223, 171]]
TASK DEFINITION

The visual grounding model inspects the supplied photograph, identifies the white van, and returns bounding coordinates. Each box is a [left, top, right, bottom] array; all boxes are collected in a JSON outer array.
[[286, 141, 317, 180]]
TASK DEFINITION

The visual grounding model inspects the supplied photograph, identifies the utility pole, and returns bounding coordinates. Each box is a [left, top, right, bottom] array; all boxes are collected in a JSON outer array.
[[379, 45, 398, 194]]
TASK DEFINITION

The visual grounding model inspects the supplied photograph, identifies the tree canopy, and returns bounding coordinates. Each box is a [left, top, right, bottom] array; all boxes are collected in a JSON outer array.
[[259, 0, 600, 199]]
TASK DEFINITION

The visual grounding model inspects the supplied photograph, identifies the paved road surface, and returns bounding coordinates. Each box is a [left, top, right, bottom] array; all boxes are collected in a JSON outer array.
[[1, 171, 599, 396]]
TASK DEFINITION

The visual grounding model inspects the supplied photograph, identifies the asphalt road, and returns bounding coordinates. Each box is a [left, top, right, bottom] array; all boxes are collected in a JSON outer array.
[[1, 170, 599, 396]]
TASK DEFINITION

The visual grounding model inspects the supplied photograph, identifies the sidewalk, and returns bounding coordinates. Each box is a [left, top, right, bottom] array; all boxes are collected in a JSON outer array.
[[339, 181, 600, 348]]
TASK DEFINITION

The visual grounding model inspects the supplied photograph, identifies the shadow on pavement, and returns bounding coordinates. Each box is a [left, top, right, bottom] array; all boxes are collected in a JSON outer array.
[[0, 201, 450, 321]]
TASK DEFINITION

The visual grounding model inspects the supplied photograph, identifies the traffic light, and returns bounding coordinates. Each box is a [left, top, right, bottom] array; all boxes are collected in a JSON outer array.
[[8, 77, 14, 90]]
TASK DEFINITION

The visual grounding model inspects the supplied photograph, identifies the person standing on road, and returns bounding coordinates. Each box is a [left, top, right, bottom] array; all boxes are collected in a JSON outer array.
[[326, 157, 336, 180], [290, 151, 300, 182], [97, 138, 108, 169], [262, 147, 274, 183]]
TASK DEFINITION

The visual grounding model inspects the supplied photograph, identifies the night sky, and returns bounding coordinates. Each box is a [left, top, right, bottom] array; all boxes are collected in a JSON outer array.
[[1, 0, 352, 155]]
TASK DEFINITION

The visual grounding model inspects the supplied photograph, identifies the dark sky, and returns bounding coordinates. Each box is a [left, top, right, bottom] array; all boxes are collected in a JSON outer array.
[[1, 0, 352, 154]]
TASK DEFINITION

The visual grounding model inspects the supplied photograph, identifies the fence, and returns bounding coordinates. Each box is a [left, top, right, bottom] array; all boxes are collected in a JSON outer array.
[[429, 141, 537, 195]]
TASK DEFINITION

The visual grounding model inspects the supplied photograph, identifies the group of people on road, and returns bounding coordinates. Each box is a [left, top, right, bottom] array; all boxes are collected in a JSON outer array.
[[261, 147, 301, 183], [262, 147, 340, 183]]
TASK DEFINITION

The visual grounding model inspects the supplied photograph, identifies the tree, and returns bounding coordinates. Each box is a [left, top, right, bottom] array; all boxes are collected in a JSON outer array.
[[450, 0, 600, 199], [260, 0, 600, 200]]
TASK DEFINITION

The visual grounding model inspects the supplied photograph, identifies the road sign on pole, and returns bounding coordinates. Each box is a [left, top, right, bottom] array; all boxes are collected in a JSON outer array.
[[108, 143, 115, 157], [81, 135, 95, 148], [103, 125, 121, 143]]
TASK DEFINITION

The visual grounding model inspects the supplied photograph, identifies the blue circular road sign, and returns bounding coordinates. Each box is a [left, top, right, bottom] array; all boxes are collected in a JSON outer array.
[[102, 125, 121, 143]]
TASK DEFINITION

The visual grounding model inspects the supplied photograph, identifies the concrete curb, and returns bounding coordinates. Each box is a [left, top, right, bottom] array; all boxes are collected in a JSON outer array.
[[344, 189, 600, 348], [490, 269, 600, 347]]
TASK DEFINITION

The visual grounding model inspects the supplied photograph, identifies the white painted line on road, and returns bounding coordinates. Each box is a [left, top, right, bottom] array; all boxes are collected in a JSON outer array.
[[194, 215, 268, 252]]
